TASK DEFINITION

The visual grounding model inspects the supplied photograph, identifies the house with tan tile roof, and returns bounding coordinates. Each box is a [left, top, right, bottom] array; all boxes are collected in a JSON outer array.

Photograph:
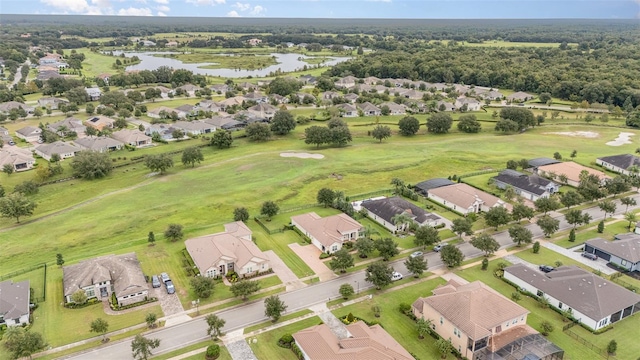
[[427, 183, 511, 215], [293, 321, 413, 360], [412, 280, 539, 360], [185, 221, 269, 278], [111, 129, 152, 147], [291, 212, 363, 254], [504, 264, 640, 331], [63, 253, 148, 307], [0, 147, 35, 172], [535, 161, 609, 187], [84, 115, 115, 131]]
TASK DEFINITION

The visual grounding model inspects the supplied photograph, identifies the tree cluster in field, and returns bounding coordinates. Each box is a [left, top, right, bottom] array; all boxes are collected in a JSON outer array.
[[304, 118, 353, 148]]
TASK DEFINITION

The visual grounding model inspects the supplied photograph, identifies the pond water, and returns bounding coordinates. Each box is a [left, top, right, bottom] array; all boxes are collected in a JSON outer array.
[[110, 51, 352, 78]]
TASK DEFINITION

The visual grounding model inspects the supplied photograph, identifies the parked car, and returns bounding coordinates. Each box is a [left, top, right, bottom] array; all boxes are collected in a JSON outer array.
[[165, 280, 175, 294], [539, 265, 554, 273], [152, 275, 161, 288], [581, 252, 598, 260], [160, 272, 170, 283], [410, 251, 424, 258], [433, 244, 443, 252], [391, 271, 403, 281]]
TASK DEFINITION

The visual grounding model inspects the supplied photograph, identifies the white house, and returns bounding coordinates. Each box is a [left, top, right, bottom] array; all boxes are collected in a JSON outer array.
[[0, 280, 30, 327], [15, 126, 42, 142], [361, 196, 443, 233], [504, 264, 640, 331], [491, 169, 560, 201], [291, 212, 364, 254], [596, 154, 640, 176], [427, 183, 511, 215], [585, 234, 640, 272], [35, 141, 82, 161]]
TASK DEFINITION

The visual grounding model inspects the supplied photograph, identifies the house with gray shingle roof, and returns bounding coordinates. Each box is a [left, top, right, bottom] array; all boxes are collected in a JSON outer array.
[[585, 235, 640, 272], [356, 102, 381, 116], [291, 212, 363, 254], [0, 280, 30, 327], [35, 141, 82, 161], [492, 169, 560, 201], [504, 264, 640, 331], [361, 196, 443, 233], [63, 253, 148, 307], [596, 154, 640, 176], [74, 136, 123, 152], [336, 103, 357, 117], [15, 126, 42, 142]]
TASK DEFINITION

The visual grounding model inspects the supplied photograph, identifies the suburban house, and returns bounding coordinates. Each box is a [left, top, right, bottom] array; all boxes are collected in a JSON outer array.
[[0, 147, 36, 172], [336, 103, 358, 117], [63, 253, 149, 307], [154, 86, 174, 98], [343, 93, 359, 103], [361, 196, 443, 233], [237, 82, 257, 91], [35, 141, 82, 161], [0, 280, 30, 327], [454, 97, 482, 111], [176, 84, 201, 97], [15, 126, 42, 142], [84, 87, 102, 101], [111, 129, 152, 147], [0, 101, 34, 114], [147, 106, 187, 119], [0, 126, 11, 144], [436, 100, 456, 112], [173, 120, 215, 135], [175, 104, 197, 117], [203, 117, 245, 131], [84, 115, 115, 131], [47, 117, 86, 136], [427, 183, 511, 215], [247, 38, 262, 46], [291, 212, 364, 254], [209, 84, 230, 94], [334, 76, 358, 89], [185, 221, 270, 278], [293, 321, 413, 360], [596, 154, 640, 176], [321, 91, 341, 101], [363, 76, 381, 85], [74, 136, 124, 152], [412, 280, 562, 360], [476, 89, 504, 101], [37, 97, 69, 110], [507, 92, 534, 102], [166, 41, 178, 47], [96, 73, 111, 85], [145, 124, 181, 140], [141, 40, 156, 47], [243, 92, 269, 103], [247, 103, 278, 120], [584, 234, 640, 272], [357, 102, 381, 116], [491, 169, 560, 201], [414, 178, 455, 197], [504, 264, 640, 331], [380, 102, 407, 115], [535, 161, 609, 187], [398, 89, 423, 100]]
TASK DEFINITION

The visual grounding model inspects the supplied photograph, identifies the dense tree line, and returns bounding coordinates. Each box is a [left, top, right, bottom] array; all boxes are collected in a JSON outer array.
[[326, 45, 640, 108]]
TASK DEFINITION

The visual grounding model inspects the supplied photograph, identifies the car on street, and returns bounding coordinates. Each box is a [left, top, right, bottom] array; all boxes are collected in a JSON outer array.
[[433, 244, 443, 252], [391, 271, 403, 281], [165, 280, 175, 294], [152, 275, 161, 288], [581, 252, 598, 260], [410, 251, 424, 258], [160, 272, 171, 283], [539, 265, 554, 273]]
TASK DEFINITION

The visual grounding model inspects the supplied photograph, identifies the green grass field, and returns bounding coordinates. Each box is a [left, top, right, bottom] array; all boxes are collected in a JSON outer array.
[[152, 52, 278, 70], [248, 316, 322, 360]]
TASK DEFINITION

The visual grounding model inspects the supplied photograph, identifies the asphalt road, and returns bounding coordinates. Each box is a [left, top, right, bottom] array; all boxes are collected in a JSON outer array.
[[66, 193, 640, 359]]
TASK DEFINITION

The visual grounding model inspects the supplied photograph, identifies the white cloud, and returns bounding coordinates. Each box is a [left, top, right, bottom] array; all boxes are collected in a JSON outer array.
[[157, 11, 167, 16], [156, 5, 170, 12], [134, 0, 148, 3], [41, 0, 90, 13], [154, 0, 168, 3], [249, 4, 265, 15], [90, 0, 111, 7], [117, 6, 153, 15], [186, 0, 225, 5], [232, 2, 250, 11], [226, 10, 240, 17]]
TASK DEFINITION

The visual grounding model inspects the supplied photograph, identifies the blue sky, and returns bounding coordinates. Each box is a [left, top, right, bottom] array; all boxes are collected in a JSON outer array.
[[1, 0, 638, 18]]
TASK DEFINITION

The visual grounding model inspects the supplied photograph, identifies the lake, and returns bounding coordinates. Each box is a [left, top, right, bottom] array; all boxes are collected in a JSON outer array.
[[110, 51, 352, 78]]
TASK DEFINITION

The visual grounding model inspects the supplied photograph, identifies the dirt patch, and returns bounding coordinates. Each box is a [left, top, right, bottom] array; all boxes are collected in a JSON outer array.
[[280, 152, 325, 159], [544, 131, 599, 138], [330, 173, 343, 180], [237, 164, 255, 171], [606, 132, 635, 146]]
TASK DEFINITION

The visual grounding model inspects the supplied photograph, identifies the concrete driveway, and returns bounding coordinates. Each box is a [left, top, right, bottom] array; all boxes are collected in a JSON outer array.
[[263, 250, 305, 291], [289, 243, 337, 282], [151, 284, 184, 317]]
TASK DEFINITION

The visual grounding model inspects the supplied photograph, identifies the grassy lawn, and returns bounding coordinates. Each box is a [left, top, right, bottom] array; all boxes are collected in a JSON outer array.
[[253, 227, 315, 278], [514, 246, 590, 269], [151, 339, 231, 360], [554, 220, 629, 248], [332, 277, 452, 359], [248, 316, 322, 360], [244, 309, 313, 334], [27, 267, 163, 347], [176, 346, 232, 360]]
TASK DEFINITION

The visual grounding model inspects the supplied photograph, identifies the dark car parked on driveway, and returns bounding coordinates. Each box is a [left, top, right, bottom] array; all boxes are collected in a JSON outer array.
[[165, 280, 175, 294], [581, 252, 598, 260], [152, 275, 161, 288], [539, 265, 554, 273]]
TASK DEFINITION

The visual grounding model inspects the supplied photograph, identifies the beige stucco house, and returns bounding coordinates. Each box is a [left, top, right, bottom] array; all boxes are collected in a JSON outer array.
[[291, 212, 363, 254]]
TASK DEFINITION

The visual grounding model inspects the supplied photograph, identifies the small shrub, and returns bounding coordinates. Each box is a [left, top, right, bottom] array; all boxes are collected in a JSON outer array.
[[205, 344, 220, 360], [278, 334, 294, 349], [319, 252, 331, 259], [532, 241, 540, 254], [481, 258, 489, 270], [398, 303, 411, 315]]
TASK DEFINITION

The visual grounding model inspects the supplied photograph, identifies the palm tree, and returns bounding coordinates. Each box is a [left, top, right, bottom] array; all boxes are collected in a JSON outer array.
[[625, 212, 637, 231], [416, 318, 432, 339], [361, 225, 380, 240], [391, 213, 412, 234]]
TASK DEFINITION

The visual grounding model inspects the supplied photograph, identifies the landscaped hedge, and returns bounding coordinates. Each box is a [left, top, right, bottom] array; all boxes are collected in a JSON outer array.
[[110, 297, 158, 311], [291, 343, 304, 360], [242, 268, 274, 280], [277, 334, 294, 349], [64, 297, 100, 309]]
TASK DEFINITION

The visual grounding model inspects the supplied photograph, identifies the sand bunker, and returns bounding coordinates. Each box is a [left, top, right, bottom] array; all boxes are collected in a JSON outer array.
[[544, 131, 599, 138], [606, 132, 635, 146], [280, 152, 325, 159]]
